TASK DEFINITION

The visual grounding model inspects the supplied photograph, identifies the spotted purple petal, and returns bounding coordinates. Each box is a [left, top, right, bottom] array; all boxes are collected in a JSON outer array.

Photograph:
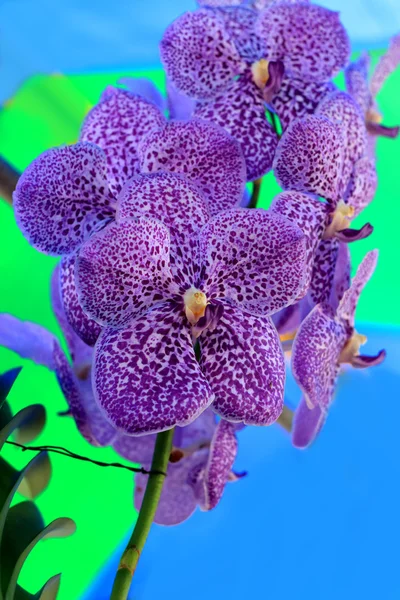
[[291, 303, 347, 409], [345, 156, 377, 217], [117, 77, 166, 111], [292, 397, 326, 449], [269, 191, 329, 298], [255, 2, 350, 82], [307, 238, 339, 308], [166, 78, 196, 120], [60, 254, 102, 347], [370, 33, 400, 98], [76, 218, 177, 328], [195, 75, 279, 181], [271, 75, 336, 131], [199, 209, 307, 315], [272, 303, 301, 336], [93, 303, 214, 435], [212, 6, 265, 63], [329, 241, 351, 311], [273, 115, 344, 202], [345, 53, 372, 115], [202, 419, 237, 510], [0, 313, 57, 370], [201, 302, 285, 425], [160, 10, 244, 101], [80, 88, 165, 196], [138, 119, 246, 214], [337, 250, 378, 328], [316, 91, 367, 194], [14, 143, 115, 256]]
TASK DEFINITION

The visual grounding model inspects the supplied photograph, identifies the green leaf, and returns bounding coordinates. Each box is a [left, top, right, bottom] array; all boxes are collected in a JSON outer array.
[[0, 405, 46, 452], [13, 574, 62, 600], [17, 452, 51, 500], [14, 405, 46, 445], [0, 368, 22, 410]]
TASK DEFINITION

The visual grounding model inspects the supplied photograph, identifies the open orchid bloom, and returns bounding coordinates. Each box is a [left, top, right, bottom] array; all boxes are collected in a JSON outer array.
[[74, 205, 307, 434], [345, 35, 400, 157], [291, 251, 386, 448], [134, 416, 243, 525]]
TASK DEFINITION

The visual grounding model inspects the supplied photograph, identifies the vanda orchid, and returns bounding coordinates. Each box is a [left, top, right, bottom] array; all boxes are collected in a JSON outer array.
[[0, 0, 397, 597]]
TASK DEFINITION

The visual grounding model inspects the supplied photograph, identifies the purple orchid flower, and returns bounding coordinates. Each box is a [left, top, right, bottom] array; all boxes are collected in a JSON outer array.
[[345, 34, 400, 157], [134, 417, 244, 525], [13, 88, 246, 347], [271, 95, 376, 310], [291, 251, 386, 449], [73, 200, 307, 435]]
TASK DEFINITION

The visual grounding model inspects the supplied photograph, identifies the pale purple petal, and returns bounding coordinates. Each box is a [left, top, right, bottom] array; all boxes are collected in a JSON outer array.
[[344, 156, 377, 217], [175, 409, 216, 450], [14, 143, 115, 255], [200, 209, 307, 315], [292, 397, 326, 449], [307, 238, 339, 308], [118, 77, 166, 111], [370, 33, 400, 98], [160, 10, 244, 101], [273, 114, 344, 202], [197, 0, 244, 6], [337, 250, 378, 328], [201, 303, 285, 425], [351, 350, 386, 369], [60, 254, 102, 347], [202, 419, 237, 510], [138, 119, 246, 214], [345, 53, 372, 115], [271, 76, 336, 131], [0, 313, 57, 369], [272, 303, 301, 336], [166, 78, 196, 120], [328, 241, 351, 311], [93, 303, 214, 435], [366, 122, 400, 139], [269, 191, 328, 298], [195, 75, 279, 181], [291, 303, 347, 409], [255, 3, 350, 82], [76, 218, 177, 327], [113, 432, 156, 465], [316, 91, 367, 194], [80, 88, 166, 196]]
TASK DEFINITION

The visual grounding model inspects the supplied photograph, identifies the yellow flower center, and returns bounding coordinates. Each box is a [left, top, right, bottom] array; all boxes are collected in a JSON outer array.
[[339, 331, 368, 364], [183, 287, 207, 325], [366, 108, 383, 125], [251, 59, 270, 90], [323, 200, 355, 239]]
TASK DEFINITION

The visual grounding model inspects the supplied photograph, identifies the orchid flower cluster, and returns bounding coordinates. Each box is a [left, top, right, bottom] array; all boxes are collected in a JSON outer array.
[[2, 0, 398, 538]]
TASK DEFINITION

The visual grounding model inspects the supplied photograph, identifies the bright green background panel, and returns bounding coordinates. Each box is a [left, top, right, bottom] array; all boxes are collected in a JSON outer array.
[[0, 57, 399, 599]]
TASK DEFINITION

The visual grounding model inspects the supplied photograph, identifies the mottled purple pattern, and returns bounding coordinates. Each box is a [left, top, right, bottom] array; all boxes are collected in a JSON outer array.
[[256, 3, 350, 82], [0, 313, 57, 369], [308, 238, 339, 307], [60, 254, 102, 347], [160, 10, 244, 101], [195, 75, 279, 181], [212, 6, 264, 63], [370, 33, 400, 98], [316, 91, 367, 193], [52, 343, 94, 443], [80, 88, 165, 196], [271, 76, 336, 131], [292, 303, 347, 409], [199, 209, 307, 316], [76, 218, 177, 327], [201, 303, 284, 425], [203, 419, 237, 510], [345, 53, 372, 115], [273, 115, 343, 201], [337, 250, 378, 329], [14, 143, 115, 255], [138, 119, 246, 214], [345, 156, 378, 217], [166, 78, 196, 120], [329, 242, 351, 311], [269, 191, 328, 298], [93, 304, 214, 435], [292, 397, 326, 449]]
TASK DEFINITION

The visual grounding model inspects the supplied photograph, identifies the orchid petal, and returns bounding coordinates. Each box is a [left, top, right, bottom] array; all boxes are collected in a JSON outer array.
[[14, 143, 115, 256], [334, 223, 373, 243], [212, 6, 265, 63], [203, 419, 238, 510], [0, 313, 57, 370], [370, 33, 400, 98], [329, 241, 351, 311], [337, 250, 378, 328], [166, 78, 196, 120], [201, 303, 285, 425], [292, 397, 326, 449], [351, 350, 386, 369], [93, 303, 214, 435], [345, 53, 372, 115], [307, 238, 339, 307], [118, 77, 166, 111], [345, 156, 377, 217]]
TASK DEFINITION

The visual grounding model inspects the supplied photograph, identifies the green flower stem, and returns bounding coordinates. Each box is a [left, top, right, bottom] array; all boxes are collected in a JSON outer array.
[[277, 406, 294, 433], [110, 427, 175, 600], [248, 178, 263, 209]]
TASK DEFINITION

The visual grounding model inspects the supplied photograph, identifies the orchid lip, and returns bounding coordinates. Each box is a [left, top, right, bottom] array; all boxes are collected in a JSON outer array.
[[183, 286, 207, 325], [323, 200, 355, 240], [339, 331, 368, 365]]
